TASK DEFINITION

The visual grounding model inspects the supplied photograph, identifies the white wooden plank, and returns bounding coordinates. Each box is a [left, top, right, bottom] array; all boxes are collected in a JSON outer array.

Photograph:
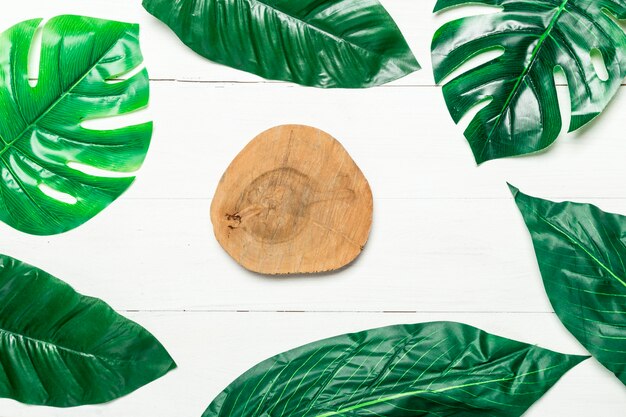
[[6, 197, 626, 313], [1, 312, 623, 417], [118, 82, 626, 200]]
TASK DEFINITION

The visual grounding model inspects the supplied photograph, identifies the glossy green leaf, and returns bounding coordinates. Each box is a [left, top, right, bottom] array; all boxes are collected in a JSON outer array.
[[431, 0, 626, 164], [202, 321, 586, 417], [0, 15, 152, 235], [0, 254, 176, 407], [511, 185, 626, 385], [142, 0, 419, 88]]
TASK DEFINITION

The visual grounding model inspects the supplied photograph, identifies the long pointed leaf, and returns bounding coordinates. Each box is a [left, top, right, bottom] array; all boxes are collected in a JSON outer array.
[[202, 322, 586, 417], [511, 185, 626, 385], [431, 0, 626, 163], [0, 254, 176, 407], [142, 0, 420, 88]]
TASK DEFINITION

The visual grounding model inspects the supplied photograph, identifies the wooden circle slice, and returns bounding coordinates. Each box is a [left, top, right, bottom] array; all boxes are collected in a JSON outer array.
[[211, 125, 373, 275]]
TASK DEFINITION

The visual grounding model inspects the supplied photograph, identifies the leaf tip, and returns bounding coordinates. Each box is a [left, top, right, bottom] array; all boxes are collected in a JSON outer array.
[[167, 356, 178, 371], [507, 182, 520, 197], [432, 0, 446, 13], [566, 354, 591, 371], [471, 147, 496, 165]]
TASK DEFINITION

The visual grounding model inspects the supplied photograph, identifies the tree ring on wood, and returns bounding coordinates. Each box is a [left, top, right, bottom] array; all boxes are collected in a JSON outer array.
[[211, 124, 373, 275]]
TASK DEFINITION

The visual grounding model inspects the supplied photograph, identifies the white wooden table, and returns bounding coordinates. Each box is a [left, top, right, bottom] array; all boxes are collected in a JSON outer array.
[[2, 1, 626, 416]]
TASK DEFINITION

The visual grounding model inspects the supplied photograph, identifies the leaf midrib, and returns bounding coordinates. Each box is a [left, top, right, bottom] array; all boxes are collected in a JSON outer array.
[[0, 29, 125, 159], [315, 363, 564, 417], [480, 0, 569, 159], [535, 212, 626, 288], [242, 0, 387, 59], [0, 324, 122, 364]]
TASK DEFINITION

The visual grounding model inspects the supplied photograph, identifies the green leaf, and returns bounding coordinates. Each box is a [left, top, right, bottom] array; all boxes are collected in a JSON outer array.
[[511, 184, 626, 386], [0, 15, 152, 235], [431, 0, 626, 164], [142, 0, 419, 88], [202, 322, 586, 417], [0, 254, 176, 407]]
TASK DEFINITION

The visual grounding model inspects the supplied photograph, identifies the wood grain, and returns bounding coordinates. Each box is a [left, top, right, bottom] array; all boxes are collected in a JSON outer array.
[[211, 125, 373, 274]]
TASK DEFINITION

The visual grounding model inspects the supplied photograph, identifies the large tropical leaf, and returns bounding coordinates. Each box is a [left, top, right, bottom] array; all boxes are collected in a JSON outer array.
[[511, 185, 626, 385], [142, 0, 419, 88], [0, 254, 176, 407], [202, 322, 586, 417], [431, 0, 626, 164], [0, 15, 152, 235]]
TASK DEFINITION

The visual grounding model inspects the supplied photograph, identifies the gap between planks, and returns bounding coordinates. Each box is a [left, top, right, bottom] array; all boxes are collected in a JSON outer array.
[[118, 309, 557, 314], [148, 79, 626, 88], [28, 77, 625, 88], [116, 197, 626, 201]]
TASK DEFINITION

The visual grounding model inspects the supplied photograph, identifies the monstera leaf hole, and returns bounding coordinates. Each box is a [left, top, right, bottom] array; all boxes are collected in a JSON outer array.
[[67, 162, 138, 178], [26, 19, 45, 86], [434, 3, 503, 20], [436, 46, 505, 86], [80, 105, 151, 135], [72, 101, 151, 183], [38, 184, 78, 205], [590, 48, 610, 81], [104, 62, 148, 84], [552, 66, 573, 136]]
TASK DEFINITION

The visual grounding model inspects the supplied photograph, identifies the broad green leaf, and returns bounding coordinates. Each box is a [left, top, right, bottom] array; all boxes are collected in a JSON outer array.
[[0, 254, 176, 407], [431, 0, 626, 164], [142, 0, 419, 88], [511, 185, 626, 385], [0, 15, 152, 235], [202, 322, 586, 417]]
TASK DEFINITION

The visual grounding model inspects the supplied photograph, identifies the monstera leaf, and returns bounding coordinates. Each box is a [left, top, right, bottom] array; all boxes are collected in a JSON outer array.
[[431, 0, 626, 164], [0, 15, 151, 235], [202, 322, 586, 417], [511, 185, 626, 385], [142, 0, 419, 88], [0, 254, 176, 407]]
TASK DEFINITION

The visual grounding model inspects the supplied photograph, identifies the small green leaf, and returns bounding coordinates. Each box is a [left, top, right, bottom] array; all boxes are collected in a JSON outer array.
[[0, 254, 176, 407], [202, 322, 586, 417], [142, 0, 420, 88], [0, 15, 152, 235], [431, 0, 626, 164], [511, 185, 626, 385]]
